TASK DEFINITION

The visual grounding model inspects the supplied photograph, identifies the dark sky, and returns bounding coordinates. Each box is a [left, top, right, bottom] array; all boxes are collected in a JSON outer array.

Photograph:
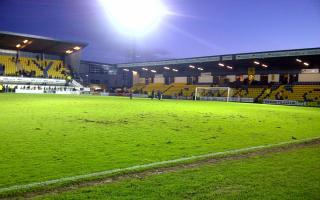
[[0, 0, 319, 64]]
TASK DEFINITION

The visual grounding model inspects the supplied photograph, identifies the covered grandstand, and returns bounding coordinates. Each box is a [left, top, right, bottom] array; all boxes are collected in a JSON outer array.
[[113, 48, 320, 106], [0, 31, 88, 94]]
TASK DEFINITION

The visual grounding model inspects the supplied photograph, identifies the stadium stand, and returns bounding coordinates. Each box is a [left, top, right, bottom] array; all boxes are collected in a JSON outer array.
[[131, 83, 146, 93], [0, 55, 17, 76], [232, 87, 265, 99], [0, 31, 88, 95], [46, 59, 69, 79], [0, 55, 69, 79], [143, 83, 170, 93], [264, 84, 320, 101], [130, 83, 320, 102], [119, 48, 320, 106], [163, 84, 209, 97]]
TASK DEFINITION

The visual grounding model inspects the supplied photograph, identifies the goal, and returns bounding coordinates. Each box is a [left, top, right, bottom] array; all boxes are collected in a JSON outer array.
[[195, 87, 233, 102]]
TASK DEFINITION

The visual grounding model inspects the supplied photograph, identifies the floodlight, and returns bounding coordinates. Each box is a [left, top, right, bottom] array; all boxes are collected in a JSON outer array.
[[254, 61, 260, 65], [99, 0, 168, 36], [262, 64, 268, 68], [296, 59, 302, 63], [142, 68, 148, 71], [123, 69, 130, 72], [164, 67, 170, 70], [226, 66, 233, 70], [189, 65, 195, 69], [16, 44, 21, 48], [65, 50, 73, 54], [150, 70, 157, 73], [73, 46, 81, 50], [218, 63, 224, 67], [172, 69, 178, 72], [197, 67, 204, 71], [303, 62, 309, 66], [23, 40, 28, 44]]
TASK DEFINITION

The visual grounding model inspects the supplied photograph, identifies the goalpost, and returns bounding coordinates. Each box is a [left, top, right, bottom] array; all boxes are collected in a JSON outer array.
[[195, 87, 233, 102]]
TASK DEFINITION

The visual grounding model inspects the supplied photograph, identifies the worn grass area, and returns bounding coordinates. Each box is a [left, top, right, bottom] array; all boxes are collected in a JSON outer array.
[[0, 94, 319, 190], [38, 144, 320, 200]]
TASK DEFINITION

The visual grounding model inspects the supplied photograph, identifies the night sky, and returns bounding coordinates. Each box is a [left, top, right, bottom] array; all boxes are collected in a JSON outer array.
[[0, 0, 319, 64]]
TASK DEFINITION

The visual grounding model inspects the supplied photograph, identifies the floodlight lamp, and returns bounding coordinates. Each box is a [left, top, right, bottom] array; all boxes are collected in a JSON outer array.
[[254, 61, 260, 65], [66, 50, 73, 54], [99, 0, 168, 36], [226, 66, 233, 70]]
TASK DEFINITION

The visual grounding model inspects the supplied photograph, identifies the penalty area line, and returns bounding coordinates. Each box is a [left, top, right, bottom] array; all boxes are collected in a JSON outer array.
[[0, 136, 319, 194]]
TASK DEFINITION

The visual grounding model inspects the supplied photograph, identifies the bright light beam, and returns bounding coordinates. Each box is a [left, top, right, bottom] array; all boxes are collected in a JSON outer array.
[[99, 0, 168, 37]]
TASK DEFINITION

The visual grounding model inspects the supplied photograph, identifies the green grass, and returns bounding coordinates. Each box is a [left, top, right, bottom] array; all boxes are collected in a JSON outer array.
[[38, 145, 320, 200], [0, 94, 319, 190]]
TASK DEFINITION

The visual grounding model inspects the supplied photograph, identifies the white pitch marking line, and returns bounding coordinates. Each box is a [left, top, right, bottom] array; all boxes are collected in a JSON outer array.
[[0, 137, 319, 193]]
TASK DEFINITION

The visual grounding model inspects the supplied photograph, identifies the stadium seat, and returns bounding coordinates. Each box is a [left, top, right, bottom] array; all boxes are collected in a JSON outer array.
[[130, 82, 320, 102], [0, 55, 17, 76], [0, 55, 69, 79]]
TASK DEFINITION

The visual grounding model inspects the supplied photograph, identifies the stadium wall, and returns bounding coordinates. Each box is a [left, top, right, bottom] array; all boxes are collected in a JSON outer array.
[[226, 75, 236, 82], [298, 73, 320, 82], [268, 74, 280, 82], [154, 75, 164, 83], [198, 75, 213, 83], [79, 61, 121, 88], [174, 77, 187, 83]]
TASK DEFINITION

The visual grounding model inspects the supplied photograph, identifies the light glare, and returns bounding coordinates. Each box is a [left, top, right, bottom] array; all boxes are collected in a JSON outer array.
[[100, 0, 168, 36]]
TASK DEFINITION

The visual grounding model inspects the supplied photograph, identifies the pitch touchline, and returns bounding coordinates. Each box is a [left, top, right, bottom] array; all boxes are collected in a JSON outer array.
[[0, 137, 319, 194]]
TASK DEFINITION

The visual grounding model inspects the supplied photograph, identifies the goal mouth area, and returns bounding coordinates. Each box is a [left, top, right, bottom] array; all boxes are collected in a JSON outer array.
[[194, 87, 254, 103]]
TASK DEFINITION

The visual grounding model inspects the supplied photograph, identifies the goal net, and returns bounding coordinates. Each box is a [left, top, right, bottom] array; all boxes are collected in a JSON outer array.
[[195, 87, 234, 102]]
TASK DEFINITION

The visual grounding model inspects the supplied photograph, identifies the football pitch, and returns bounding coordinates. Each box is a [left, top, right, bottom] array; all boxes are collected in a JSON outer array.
[[0, 94, 319, 197]]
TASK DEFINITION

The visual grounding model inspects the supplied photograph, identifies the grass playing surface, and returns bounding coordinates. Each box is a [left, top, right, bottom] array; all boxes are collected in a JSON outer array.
[[0, 94, 319, 191], [38, 144, 320, 200]]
